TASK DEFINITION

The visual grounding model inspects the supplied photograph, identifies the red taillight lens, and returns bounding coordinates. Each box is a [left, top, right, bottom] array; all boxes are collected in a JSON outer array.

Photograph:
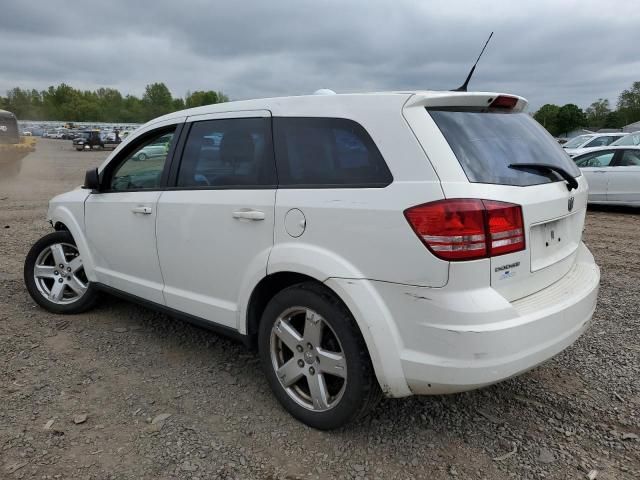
[[483, 200, 525, 256], [489, 95, 518, 110], [404, 199, 525, 261]]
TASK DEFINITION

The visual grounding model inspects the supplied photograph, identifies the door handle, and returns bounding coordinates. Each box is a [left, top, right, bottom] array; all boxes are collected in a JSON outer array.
[[232, 209, 265, 221], [132, 206, 152, 215], [592, 170, 606, 173]]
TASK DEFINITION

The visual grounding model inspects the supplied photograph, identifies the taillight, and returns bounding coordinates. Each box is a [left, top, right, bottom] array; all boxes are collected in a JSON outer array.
[[489, 95, 518, 110], [404, 199, 525, 261]]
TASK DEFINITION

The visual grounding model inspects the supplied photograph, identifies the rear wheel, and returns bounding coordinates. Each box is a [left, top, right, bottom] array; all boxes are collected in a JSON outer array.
[[258, 282, 381, 429], [24, 231, 99, 314]]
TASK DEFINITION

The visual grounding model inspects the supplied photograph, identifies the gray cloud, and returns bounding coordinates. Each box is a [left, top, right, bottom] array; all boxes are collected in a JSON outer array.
[[1, 0, 639, 111]]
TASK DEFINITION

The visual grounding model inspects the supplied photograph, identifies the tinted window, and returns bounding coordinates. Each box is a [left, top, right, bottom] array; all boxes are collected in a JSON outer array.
[[574, 151, 615, 168], [274, 117, 392, 187], [429, 110, 581, 187], [109, 130, 174, 191], [585, 136, 618, 147], [177, 118, 275, 188]]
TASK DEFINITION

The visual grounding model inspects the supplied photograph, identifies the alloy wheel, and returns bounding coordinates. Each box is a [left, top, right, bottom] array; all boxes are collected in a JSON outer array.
[[33, 242, 88, 305], [269, 307, 347, 412]]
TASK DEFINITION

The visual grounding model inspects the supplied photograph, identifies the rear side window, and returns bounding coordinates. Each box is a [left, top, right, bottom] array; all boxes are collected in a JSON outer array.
[[429, 110, 581, 187], [274, 117, 392, 187], [177, 117, 276, 188], [585, 136, 617, 147]]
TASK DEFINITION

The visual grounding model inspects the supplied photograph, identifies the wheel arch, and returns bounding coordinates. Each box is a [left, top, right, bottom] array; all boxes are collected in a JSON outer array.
[[243, 269, 411, 398], [47, 203, 98, 282]]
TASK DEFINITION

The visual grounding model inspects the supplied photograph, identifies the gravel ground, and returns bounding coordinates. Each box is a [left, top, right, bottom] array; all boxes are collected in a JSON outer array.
[[0, 138, 638, 479]]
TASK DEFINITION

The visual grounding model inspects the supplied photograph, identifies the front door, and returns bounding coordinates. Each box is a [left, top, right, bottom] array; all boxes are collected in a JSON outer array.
[[85, 123, 181, 304], [156, 112, 277, 329], [575, 149, 617, 202]]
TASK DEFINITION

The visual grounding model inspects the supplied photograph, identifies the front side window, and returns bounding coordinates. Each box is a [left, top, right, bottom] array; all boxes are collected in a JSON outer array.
[[429, 110, 581, 187], [274, 117, 392, 187], [109, 129, 175, 191], [176, 117, 275, 188], [574, 151, 615, 168]]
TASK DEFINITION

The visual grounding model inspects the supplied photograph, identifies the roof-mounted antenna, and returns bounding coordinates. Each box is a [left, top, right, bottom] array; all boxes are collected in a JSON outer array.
[[453, 32, 494, 92]]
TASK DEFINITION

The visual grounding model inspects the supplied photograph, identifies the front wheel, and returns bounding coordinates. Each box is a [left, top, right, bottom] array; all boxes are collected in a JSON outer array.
[[258, 282, 382, 430], [24, 231, 99, 314]]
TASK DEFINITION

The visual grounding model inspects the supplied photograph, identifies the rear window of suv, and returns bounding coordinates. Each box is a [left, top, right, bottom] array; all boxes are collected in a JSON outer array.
[[428, 110, 581, 187]]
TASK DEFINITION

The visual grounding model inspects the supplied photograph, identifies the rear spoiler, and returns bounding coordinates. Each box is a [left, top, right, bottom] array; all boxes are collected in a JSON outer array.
[[404, 92, 528, 113]]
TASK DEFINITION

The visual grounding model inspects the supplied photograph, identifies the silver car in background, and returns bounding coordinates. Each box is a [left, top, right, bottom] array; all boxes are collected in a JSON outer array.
[[573, 146, 640, 206]]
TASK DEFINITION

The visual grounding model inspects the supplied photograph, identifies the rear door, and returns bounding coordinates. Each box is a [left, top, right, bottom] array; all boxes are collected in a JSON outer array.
[[574, 149, 618, 202], [156, 111, 277, 329], [607, 149, 640, 204], [403, 93, 587, 301]]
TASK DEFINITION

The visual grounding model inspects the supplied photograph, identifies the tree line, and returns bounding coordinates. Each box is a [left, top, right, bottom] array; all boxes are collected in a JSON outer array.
[[534, 81, 640, 137], [0, 83, 229, 123]]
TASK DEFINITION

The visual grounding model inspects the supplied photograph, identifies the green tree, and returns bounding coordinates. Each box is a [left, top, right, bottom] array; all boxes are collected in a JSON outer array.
[[603, 111, 624, 129], [2, 82, 229, 122], [556, 104, 586, 135], [617, 81, 640, 126], [585, 98, 611, 128], [141, 82, 174, 120], [185, 90, 220, 108], [533, 104, 560, 136]]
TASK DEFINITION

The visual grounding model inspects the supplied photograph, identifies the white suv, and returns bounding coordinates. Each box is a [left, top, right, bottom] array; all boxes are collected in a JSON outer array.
[[24, 91, 600, 429]]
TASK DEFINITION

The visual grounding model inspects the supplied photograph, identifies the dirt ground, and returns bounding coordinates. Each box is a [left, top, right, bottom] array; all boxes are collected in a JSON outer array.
[[1, 139, 638, 479]]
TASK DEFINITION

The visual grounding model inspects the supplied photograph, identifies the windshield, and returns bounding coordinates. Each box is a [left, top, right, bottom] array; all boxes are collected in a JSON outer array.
[[611, 132, 640, 146], [428, 110, 581, 187], [563, 135, 593, 149]]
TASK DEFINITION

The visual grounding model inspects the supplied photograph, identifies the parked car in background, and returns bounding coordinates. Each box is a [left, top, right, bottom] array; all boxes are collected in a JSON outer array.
[[73, 130, 121, 150], [563, 133, 627, 157], [610, 131, 640, 147], [573, 146, 640, 206], [133, 133, 172, 160], [24, 90, 599, 429]]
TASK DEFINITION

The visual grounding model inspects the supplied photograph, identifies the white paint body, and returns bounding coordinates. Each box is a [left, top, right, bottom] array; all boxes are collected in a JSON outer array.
[[46, 91, 600, 397]]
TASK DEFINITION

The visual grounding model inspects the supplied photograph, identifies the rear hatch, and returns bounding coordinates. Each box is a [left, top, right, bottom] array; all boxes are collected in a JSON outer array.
[[403, 92, 587, 301]]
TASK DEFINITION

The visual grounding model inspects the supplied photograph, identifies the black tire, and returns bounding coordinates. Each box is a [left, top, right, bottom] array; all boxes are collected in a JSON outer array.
[[24, 231, 99, 314], [137, 152, 147, 161], [258, 282, 382, 430]]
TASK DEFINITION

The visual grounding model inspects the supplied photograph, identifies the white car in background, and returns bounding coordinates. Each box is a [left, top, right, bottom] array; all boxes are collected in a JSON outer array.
[[563, 133, 627, 157], [573, 146, 640, 206], [610, 131, 640, 147], [23, 90, 600, 429]]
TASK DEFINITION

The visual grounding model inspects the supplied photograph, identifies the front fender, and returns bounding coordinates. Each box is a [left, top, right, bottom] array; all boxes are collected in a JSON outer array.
[[47, 192, 98, 282]]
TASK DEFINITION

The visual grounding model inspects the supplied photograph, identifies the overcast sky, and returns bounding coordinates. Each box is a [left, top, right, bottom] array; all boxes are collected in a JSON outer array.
[[1, 0, 639, 111]]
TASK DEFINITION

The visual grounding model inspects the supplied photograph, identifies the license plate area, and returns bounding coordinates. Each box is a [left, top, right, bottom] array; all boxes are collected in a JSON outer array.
[[530, 213, 580, 272]]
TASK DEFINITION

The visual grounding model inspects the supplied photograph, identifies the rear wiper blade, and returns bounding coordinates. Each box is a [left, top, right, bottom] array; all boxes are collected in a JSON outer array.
[[508, 163, 578, 191]]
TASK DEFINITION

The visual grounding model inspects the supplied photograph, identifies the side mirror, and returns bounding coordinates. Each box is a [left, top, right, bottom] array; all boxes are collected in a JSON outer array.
[[83, 168, 100, 191]]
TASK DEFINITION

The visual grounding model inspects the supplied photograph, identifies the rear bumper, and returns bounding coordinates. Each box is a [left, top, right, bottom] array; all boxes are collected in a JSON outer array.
[[371, 242, 599, 395]]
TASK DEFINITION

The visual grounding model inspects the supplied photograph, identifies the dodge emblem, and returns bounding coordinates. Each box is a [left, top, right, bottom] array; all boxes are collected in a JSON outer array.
[[568, 196, 574, 212]]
